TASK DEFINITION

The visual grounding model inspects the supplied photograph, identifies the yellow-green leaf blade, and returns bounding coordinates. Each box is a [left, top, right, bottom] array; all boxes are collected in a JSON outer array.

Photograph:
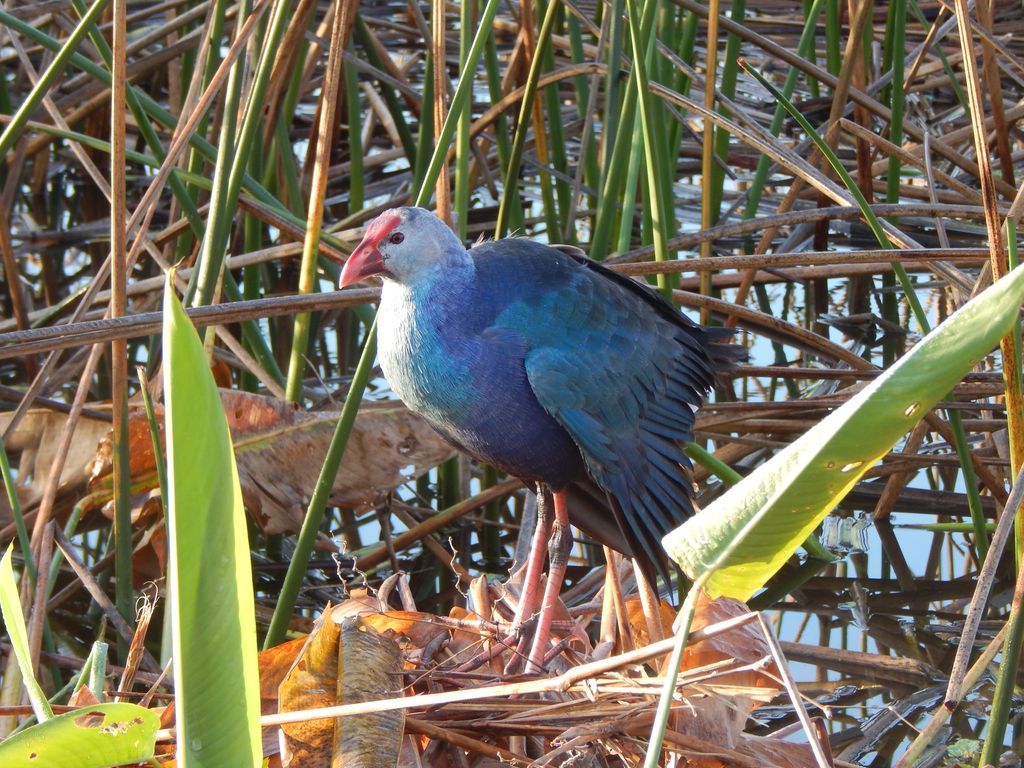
[[0, 703, 158, 768], [163, 278, 261, 765], [664, 264, 1024, 599], [0, 544, 51, 723]]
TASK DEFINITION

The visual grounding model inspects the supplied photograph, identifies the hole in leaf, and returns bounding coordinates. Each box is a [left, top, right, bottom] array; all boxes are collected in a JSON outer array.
[[74, 711, 105, 729]]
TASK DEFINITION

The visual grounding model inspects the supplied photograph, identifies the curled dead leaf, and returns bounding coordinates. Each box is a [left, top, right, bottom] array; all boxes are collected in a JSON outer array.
[[336, 618, 405, 767]]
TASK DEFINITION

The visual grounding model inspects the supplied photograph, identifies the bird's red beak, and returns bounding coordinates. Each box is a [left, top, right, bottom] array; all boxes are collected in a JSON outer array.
[[339, 213, 400, 287], [339, 239, 385, 287]]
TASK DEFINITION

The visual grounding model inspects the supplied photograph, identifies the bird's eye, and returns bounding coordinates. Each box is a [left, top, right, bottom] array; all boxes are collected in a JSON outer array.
[[388, 232, 405, 245]]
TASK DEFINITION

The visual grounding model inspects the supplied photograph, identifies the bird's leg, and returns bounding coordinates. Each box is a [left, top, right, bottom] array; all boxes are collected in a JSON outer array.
[[508, 484, 552, 636], [525, 489, 571, 673]]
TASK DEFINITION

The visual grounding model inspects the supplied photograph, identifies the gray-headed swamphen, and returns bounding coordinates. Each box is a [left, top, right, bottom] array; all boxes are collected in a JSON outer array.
[[340, 206, 740, 672]]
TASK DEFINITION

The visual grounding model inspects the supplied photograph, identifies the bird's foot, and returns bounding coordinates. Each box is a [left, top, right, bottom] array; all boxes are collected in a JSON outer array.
[[455, 627, 528, 674], [502, 486, 553, 674], [524, 492, 572, 674], [503, 615, 538, 675]]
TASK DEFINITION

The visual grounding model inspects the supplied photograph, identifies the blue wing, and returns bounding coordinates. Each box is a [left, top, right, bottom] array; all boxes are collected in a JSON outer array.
[[489, 246, 722, 581]]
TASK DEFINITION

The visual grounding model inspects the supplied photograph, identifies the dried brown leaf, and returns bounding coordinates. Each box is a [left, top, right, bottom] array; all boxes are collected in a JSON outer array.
[[625, 596, 677, 648], [446, 606, 490, 657], [0, 408, 113, 526], [87, 403, 154, 488], [130, 502, 167, 585], [259, 637, 307, 714], [670, 593, 781, 750], [335, 617, 405, 767], [329, 589, 383, 619], [66, 684, 101, 708], [88, 391, 455, 533], [683, 593, 778, 684], [279, 613, 342, 766], [277, 613, 404, 768], [360, 610, 448, 652], [229, 394, 454, 533]]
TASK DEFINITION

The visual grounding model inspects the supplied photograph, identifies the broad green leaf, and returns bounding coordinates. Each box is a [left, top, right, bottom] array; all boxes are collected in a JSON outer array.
[[664, 264, 1024, 600], [0, 544, 51, 723], [0, 703, 158, 768], [163, 278, 261, 766]]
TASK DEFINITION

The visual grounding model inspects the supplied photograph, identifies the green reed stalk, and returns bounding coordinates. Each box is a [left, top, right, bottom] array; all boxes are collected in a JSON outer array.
[[189, 0, 296, 308], [0, 0, 107, 161], [494, 0, 561, 238], [624, 0, 672, 294]]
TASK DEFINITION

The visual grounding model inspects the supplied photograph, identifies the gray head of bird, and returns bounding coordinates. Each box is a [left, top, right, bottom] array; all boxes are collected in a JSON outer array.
[[338, 207, 467, 287]]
